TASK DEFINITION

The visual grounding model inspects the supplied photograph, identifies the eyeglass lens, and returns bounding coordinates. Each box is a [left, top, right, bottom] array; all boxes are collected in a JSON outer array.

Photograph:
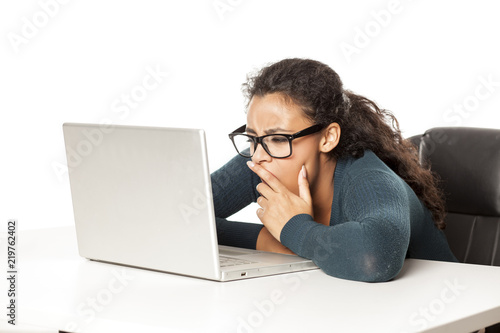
[[232, 134, 290, 158]]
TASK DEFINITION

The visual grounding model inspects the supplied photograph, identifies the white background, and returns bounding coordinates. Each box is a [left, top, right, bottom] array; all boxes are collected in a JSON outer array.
[[1, 0, 499, 231]]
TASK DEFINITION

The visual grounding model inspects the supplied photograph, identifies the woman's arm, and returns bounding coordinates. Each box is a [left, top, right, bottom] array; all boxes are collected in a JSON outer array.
[[280, 170, 411, 282], [212, 154, 295, 253], [256, 227, 295, 254], [211, 153, 264, 249]]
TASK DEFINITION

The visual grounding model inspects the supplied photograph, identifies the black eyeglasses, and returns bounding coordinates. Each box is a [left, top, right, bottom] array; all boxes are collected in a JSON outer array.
[[228, 124, 324, 158]]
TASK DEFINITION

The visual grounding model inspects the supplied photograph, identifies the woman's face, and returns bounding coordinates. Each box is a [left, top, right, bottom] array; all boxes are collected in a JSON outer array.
[[246, 93, 323, 196]]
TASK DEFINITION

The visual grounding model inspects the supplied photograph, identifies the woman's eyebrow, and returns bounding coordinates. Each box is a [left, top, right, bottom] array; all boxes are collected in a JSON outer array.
[[246, 127, 289, 135]]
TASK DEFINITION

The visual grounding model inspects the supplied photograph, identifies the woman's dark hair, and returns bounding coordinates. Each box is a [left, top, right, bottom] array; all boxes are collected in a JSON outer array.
[[242, 58, 446, 230]]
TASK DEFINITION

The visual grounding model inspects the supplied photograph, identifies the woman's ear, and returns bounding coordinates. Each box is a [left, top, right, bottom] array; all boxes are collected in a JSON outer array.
[[319, 123, 341, 153]]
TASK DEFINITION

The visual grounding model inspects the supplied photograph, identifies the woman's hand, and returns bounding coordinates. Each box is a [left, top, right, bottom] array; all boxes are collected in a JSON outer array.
[[247, 161, 313, 242]]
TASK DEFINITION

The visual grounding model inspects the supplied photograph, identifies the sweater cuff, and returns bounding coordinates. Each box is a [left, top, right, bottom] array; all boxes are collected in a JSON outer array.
[[280, 214, 319, 255]]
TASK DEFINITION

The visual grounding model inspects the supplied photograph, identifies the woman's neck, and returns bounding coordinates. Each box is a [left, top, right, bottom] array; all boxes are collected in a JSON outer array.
[[310, 157, 337, 226]]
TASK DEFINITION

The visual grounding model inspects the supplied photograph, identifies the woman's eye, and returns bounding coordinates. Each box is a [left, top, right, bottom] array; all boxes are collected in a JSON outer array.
[[270, 136, 288, 144]]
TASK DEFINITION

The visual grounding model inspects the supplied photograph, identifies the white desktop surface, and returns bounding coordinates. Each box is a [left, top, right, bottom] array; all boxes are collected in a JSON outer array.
[[12, 226, 500, 333]]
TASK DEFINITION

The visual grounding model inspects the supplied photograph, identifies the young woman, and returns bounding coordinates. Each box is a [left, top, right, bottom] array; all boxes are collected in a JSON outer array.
[[211, 58, 457, 282]]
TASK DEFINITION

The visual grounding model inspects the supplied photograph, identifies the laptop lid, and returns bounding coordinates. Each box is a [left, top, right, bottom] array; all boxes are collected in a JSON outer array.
[[63, 123, 222, 280]]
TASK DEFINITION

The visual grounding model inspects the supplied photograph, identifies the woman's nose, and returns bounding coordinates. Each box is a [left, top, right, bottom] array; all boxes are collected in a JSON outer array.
[[251, 142, 272, 164]]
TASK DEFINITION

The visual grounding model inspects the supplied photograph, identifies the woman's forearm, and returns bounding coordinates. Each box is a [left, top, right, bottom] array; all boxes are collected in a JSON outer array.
[[256, 226, 295, 255]]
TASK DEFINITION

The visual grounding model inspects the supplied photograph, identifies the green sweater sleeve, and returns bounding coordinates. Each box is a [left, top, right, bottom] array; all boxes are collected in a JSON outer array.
[[211, 153, 264, 249], [280, 169, 411, 282]]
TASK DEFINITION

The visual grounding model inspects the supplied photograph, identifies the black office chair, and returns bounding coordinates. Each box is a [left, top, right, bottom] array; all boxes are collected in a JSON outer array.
[[409, 127, 500, 333]]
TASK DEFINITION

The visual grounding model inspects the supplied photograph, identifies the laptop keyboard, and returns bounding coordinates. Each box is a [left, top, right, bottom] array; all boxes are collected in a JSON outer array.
[[219, 255, 257, 267]]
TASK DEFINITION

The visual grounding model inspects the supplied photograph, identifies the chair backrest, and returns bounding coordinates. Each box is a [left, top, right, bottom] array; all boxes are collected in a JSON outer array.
[[409, 127, 500, 266]]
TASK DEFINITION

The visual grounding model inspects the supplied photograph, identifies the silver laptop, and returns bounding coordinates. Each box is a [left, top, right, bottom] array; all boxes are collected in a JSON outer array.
[[63, 123, 317, 281]]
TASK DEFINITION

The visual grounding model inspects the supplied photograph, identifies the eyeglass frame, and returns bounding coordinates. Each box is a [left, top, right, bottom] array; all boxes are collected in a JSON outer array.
[[228, 124, 325, 159]]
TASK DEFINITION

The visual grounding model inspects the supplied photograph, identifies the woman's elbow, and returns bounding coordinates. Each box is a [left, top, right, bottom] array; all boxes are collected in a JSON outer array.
[[318, 253, 405, 283]]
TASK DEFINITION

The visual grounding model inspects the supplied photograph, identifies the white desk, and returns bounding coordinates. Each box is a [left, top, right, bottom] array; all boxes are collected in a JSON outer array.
[[7, 226, 500, 332]]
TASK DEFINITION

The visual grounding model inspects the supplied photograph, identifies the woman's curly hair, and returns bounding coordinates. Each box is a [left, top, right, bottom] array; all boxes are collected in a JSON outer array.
[[242, 58, 446, 230]]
